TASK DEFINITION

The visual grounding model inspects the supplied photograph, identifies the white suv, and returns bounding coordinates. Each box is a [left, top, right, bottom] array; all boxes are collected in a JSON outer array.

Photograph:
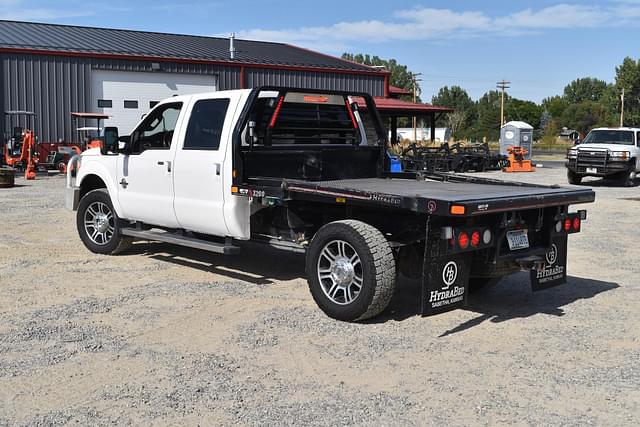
[[566, 127, 640, 186]]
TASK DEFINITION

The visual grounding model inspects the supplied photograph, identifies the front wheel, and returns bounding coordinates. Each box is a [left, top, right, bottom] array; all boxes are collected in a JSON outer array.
[[306, 220, 396, 321], [567, 170, 582, 185], [615, 169, 636, 187], [76, 189, 132, 255]]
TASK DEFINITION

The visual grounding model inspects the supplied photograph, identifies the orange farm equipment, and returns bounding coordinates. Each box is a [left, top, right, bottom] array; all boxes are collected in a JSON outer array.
[[2, 111, 38, 179], [71, 112, 111, 150], [503, 146, 535, 173]]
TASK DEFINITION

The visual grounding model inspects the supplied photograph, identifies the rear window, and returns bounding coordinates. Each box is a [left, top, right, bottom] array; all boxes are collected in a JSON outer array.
[[583, 130, 634, 145], [247, 92, 362, 146]]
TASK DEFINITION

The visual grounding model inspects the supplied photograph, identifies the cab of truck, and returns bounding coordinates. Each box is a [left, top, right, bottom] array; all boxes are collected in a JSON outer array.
[[566, 127, 640, 186]]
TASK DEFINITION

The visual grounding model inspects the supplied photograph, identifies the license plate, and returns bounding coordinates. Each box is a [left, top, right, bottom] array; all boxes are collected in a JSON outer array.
[[506, 229, 529, 250], [586, 167, 598, 174]]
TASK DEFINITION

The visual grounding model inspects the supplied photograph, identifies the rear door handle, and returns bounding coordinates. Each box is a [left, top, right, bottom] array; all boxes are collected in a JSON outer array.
[[215, 163, 221, 176]]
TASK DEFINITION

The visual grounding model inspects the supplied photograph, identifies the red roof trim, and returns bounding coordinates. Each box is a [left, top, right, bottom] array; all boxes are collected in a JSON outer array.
[[352, 96, 452, 113], [0, 46, 389, 77], [389, 85, 411, 95]]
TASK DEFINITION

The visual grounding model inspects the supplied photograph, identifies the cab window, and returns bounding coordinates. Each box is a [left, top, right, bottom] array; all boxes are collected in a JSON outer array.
[[130, 102, 182, 154], [183, 99, 230, 150]]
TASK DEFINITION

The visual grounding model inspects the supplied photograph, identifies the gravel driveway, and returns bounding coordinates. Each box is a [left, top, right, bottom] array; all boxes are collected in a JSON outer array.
[[0, 168, 638, 426]]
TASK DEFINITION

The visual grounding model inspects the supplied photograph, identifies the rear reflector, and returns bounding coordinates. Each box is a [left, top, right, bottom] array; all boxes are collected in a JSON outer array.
[[450, 205, 466, 215], [564, 218, 572, 232], [572, 217, 580, 231], [269, 96, 285, 128], [345, 100, 358, 129]]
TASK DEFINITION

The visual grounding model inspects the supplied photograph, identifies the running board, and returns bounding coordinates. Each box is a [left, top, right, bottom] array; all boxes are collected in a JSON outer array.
[[121, 228, 240, 255]]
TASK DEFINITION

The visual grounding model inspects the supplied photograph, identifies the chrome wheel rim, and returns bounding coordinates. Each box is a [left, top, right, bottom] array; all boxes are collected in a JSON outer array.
[[317, 239, 363, 305], [84, 201, 114, 245]]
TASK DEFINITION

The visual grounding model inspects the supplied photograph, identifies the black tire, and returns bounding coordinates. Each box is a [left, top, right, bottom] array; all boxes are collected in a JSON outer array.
[[76, 189, 132, 255], [468, 277, 501, 292], [567, 170, 582, 185], [306, 220, 396, 321], [615, 169, 636, 187]]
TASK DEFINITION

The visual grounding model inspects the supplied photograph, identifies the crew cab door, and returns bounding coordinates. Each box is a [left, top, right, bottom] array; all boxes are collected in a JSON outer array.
[[117, 101, 185, 227], [172, 92, 243, 236]]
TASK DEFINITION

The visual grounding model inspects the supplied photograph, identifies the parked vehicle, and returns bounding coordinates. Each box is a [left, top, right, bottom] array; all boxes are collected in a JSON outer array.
[[566, 127, 640, 186], [66, 87, 595, 321]]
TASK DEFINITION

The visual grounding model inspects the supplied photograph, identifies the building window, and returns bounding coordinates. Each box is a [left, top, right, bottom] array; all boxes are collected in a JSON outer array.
[[150, 101, 159, 109], [124, 100, 139, 109], [97, 99, 112, 108]]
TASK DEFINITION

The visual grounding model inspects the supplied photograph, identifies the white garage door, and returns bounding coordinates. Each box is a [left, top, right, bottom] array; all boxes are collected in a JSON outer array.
[[91, 70, 217, 135]]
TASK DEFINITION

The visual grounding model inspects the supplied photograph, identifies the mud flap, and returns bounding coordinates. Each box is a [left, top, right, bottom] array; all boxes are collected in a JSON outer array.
[[421, 255, 470, 316], [531, 235, 568, 291]]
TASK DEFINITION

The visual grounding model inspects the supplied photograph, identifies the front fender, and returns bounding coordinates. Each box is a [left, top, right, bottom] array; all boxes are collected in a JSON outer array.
[[76, 156, 124, 218]]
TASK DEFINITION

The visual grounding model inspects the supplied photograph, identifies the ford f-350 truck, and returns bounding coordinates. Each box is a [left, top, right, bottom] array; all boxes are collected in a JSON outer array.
[[66, 87, 595, 321]]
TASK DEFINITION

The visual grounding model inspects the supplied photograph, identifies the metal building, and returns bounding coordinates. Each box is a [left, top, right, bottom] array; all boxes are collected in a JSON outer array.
[[0, 20, 389, 142]]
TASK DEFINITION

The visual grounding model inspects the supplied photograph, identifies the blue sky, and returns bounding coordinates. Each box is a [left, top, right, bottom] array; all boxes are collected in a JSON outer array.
[[1, 0, 639, 103]]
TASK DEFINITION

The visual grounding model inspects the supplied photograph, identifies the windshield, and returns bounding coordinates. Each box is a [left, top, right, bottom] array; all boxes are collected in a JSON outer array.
[[583, 130, 635, 145]]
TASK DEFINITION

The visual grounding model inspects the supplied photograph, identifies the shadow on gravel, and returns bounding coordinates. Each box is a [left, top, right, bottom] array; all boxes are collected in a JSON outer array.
[[370, 274, 618, 331], [439, 274, 618, 336], [123, 241, 306, 285]]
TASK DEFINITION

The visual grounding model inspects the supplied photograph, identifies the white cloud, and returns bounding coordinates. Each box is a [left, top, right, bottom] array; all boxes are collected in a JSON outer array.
[[234, 3, 637, 51]]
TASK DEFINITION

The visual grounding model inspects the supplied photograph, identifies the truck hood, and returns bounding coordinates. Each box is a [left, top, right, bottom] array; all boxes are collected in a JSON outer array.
[[576, 143, 632, 151]]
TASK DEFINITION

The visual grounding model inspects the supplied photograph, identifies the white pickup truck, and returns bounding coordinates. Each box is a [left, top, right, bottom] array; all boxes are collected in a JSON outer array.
[[66, 87, 594, 321], [566, 127, 640, 186]]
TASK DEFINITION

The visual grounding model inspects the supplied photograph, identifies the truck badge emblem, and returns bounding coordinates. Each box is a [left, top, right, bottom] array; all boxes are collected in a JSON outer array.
[[442, 261, 458, 289], [427, 200, 437, 213]]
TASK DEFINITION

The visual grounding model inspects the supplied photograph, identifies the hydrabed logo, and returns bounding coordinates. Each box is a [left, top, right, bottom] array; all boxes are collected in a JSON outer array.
[[537, 244, 564, 280], [429, 261, 464, 305]]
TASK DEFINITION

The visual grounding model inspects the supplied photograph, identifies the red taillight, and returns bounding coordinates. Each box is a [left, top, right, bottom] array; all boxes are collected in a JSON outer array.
[[564, 218, 572, 232], [572, 217, 580, 231], [269, 96, 285, 128], [458, 232, 469, 249], [471, 231, 481, 247]]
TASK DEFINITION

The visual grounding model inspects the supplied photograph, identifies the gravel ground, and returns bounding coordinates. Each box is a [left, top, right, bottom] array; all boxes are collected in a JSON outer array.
[[0, 169, 639, 426]]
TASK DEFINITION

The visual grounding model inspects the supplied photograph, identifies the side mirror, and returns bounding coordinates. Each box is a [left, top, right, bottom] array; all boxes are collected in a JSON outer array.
[[103, 126, 119, 154]]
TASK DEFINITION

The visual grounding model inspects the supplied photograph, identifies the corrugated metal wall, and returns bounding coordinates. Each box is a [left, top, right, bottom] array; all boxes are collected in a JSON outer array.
[[1, 53, 91, 142], [1, 53, 385, 142]]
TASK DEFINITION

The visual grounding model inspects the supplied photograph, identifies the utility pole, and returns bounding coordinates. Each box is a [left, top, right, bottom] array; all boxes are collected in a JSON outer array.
[[620, 88, 625, 127], [496, 80, 510, 127], [411, 73, 422, 143]]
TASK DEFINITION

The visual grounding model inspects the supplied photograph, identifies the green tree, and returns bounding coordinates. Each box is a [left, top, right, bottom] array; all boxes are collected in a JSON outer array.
[[541, 95, 569, 119], [505, 98, 543, 129], [561, 101, 613, 135], [615, 57, 640, 125], [342, 53, 420, 101], [471, 90, 503, 141], [563, 77, 609, 104], [431, 86, 476, 138]]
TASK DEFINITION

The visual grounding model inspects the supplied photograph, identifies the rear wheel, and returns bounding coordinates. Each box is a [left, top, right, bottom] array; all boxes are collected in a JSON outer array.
[[306, 220, 396, 321], [76, 189, 132, 255], [567, 170, 582, 185]]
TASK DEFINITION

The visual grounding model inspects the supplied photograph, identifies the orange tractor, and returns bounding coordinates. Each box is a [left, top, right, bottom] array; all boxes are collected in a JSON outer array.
[[71, 112, 111, 151], [2, 111, 38, 179]]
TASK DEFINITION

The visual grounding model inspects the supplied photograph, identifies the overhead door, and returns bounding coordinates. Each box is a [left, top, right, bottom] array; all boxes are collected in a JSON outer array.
[[91, 70, 217, 135]]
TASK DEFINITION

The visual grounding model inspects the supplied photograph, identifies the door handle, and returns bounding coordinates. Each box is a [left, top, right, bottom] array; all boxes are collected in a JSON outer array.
[[157, 161, 164, 165], [215, 163, 221, 176]]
